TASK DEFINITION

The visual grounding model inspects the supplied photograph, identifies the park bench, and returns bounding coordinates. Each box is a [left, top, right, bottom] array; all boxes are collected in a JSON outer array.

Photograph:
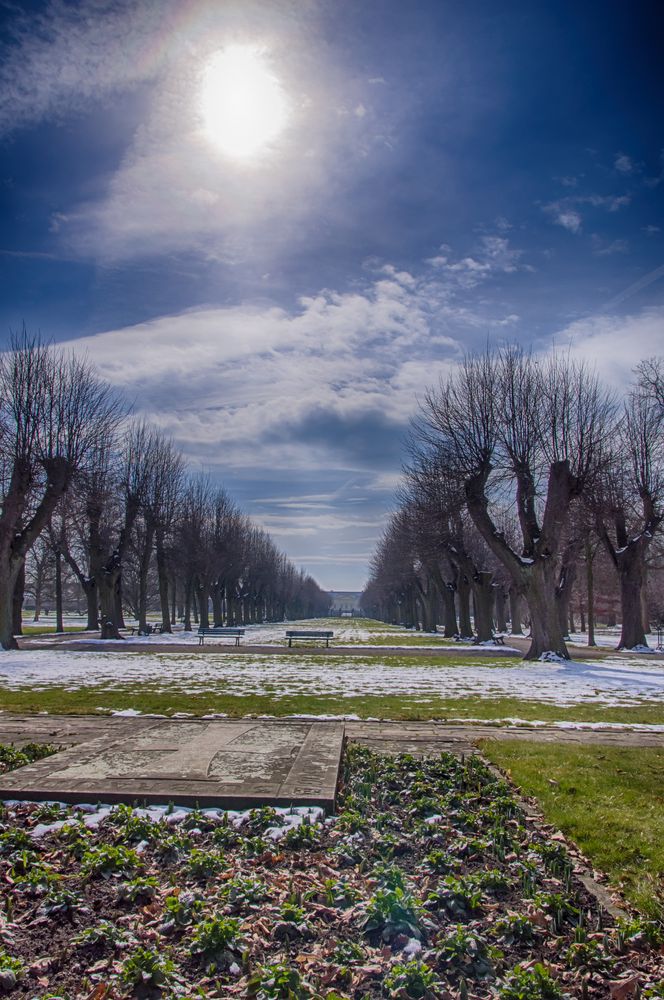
[[127, 622, 164, 636], [197, 626, 245, 646], [286, 629, 334, 648]]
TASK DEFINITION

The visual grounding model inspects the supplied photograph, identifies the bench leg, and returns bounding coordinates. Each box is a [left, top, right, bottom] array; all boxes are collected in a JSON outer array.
[[198, 637, 204, 646], [288, 638, 292, 647]]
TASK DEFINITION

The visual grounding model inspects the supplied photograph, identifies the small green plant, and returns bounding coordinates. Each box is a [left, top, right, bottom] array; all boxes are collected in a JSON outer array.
[[436, 925, 494, 979], [425, 875, 483, 920], [0, 829, 33, 857], [282, 819, 321, 849], [499, 964, 562, 1000], [614, 916, 664, 950], [332, 940, 365, 966], [160, 891, 204, 931], [565, 927, 613, 971], [38, 887, 85, 920], [372, 861, 408, 890], [189, 914, 243, 970], [74, 920, 130, 950], [120, 945, 175, 992], [492, 914, 535, 944], [184, 847, 225, 881], [56, 821, 92, 858], [116, 876, 159, 904], [247, 961, 312, 999], [359, 887, 425, 942], [383, 959, 439, 998], [222, 876, 269, 910], [308, 877, 360, 909], [81, 843, 141, 879], [528, 891, 579, 932], [423, 848, 457, 874], [244, 806, 283, 834], [32, 801, 69, 822], [243, 835, 270, 857], [154, 831, 193, 861], [279, 899, 306, 924], [0, 950, 23, 992], [12, 861, 61, 896]]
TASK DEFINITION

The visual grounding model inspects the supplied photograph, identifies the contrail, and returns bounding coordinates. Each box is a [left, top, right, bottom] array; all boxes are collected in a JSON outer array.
[[597, 262, 664, 313]]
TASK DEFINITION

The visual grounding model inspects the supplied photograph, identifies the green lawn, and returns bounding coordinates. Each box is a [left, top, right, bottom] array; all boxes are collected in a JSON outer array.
[[0, 683, 663, 725], [480, 740, 664, 921]]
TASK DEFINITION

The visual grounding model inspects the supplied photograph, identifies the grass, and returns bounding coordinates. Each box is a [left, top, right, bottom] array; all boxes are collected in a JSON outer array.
[[19, 624, 88, 635], [0, 683, 663, 723], [480, 740, 664, 922]]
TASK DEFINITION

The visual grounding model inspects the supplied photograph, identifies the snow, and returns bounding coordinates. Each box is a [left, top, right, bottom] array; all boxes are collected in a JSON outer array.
[[0, 644, 663, 709], [25, 801, 324, 839]]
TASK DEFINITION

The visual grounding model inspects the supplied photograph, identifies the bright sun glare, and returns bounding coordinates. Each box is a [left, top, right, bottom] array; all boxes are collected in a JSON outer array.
[[200, 45, 288, 160]]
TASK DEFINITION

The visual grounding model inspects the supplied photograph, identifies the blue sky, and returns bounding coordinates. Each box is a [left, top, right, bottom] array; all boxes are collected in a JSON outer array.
[[1, 0, 662, 590]]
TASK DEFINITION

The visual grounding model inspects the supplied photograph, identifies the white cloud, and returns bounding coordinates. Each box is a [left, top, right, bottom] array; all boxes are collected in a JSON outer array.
[[543, 192, 631, 234], [553, 306, 664, 389], [591, 236, 629, 256], [548, 207, 582, 233], [614, 153, 634, 174]]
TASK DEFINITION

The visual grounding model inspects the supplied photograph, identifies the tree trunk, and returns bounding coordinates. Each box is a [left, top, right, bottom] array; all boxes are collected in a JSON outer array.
[[509, 587, 523, 635], [617, 549, 649, 649], [472, 571, 494, 642], [155, 530, 171, 633], [197, 582, 210, 629], [183, 577, 193, 632], [12, 563, 25, 639], [99, 572, 123, 640], [579, 601, 586, 633], [524, 561, 570, 659], [457, 573, 473, 638], [585, 543, 597, 646], [55, 551, 64, 633], [84, 580, 98, 631], [33, 577, 42, 622], [0, 559, 21, 649], [137, 521, 155, 632], [212, 584, 223, 626], [494, 587, 507, 632], [442, 584, 457, 637]]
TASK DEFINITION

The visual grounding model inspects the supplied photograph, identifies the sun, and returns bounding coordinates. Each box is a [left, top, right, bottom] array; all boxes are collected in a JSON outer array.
[[200, 45, 288, 160]]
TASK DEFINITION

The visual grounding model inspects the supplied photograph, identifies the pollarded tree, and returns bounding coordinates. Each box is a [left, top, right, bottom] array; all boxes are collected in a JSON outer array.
[[418, 347, 616, 659], [0, 333, 120, 649], [593, 362, 664, 649]]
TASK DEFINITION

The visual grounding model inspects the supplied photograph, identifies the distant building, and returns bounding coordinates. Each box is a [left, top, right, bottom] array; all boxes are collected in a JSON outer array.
[[329, 591, 363, 616]]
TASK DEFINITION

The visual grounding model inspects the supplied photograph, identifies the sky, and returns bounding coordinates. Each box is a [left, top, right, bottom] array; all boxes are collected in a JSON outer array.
[[0, 0, 663, 591]]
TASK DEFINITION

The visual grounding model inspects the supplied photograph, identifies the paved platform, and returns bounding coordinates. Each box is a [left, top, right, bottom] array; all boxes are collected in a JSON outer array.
[[0, 718, 344, 810], [0, 714, 661, 810]]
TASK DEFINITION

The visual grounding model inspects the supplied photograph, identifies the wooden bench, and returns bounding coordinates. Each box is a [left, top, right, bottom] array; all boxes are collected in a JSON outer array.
[[286, 630, 334, 648], [197, 626, 245, 646], [127, 622, 164, 636]]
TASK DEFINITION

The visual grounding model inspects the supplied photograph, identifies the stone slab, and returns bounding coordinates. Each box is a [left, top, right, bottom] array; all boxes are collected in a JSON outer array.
[[0, 719, 344, 810]]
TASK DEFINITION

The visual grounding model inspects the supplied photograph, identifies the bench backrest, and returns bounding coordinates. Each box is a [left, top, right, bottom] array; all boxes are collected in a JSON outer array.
[[286, 630, 333, 637]]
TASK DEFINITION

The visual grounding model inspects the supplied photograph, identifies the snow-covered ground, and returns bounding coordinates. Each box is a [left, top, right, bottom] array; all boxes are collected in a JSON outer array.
[[0, 646, 663, 708]]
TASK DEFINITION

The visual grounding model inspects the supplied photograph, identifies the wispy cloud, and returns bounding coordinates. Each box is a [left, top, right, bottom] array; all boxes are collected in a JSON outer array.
[[614, 153, 634, 174], [542, 191, 631, 234]]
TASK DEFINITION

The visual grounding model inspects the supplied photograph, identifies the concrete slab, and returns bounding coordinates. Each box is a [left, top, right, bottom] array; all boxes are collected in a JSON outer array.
[[0, 719, 344, 810]]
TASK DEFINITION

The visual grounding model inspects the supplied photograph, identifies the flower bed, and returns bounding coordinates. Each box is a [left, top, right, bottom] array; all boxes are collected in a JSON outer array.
[[0, 743, 662, 998]]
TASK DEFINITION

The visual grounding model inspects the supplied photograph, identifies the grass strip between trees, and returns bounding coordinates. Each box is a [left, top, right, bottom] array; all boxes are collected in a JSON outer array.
[[479, 741, 664, 924], [0, 685, 663, 725]]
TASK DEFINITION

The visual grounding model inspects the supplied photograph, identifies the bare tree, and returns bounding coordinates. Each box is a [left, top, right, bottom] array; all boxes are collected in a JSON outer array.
[[0, 333, 120, 649], [417, 348, 616, 659], [593, 364, 664, 648]]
